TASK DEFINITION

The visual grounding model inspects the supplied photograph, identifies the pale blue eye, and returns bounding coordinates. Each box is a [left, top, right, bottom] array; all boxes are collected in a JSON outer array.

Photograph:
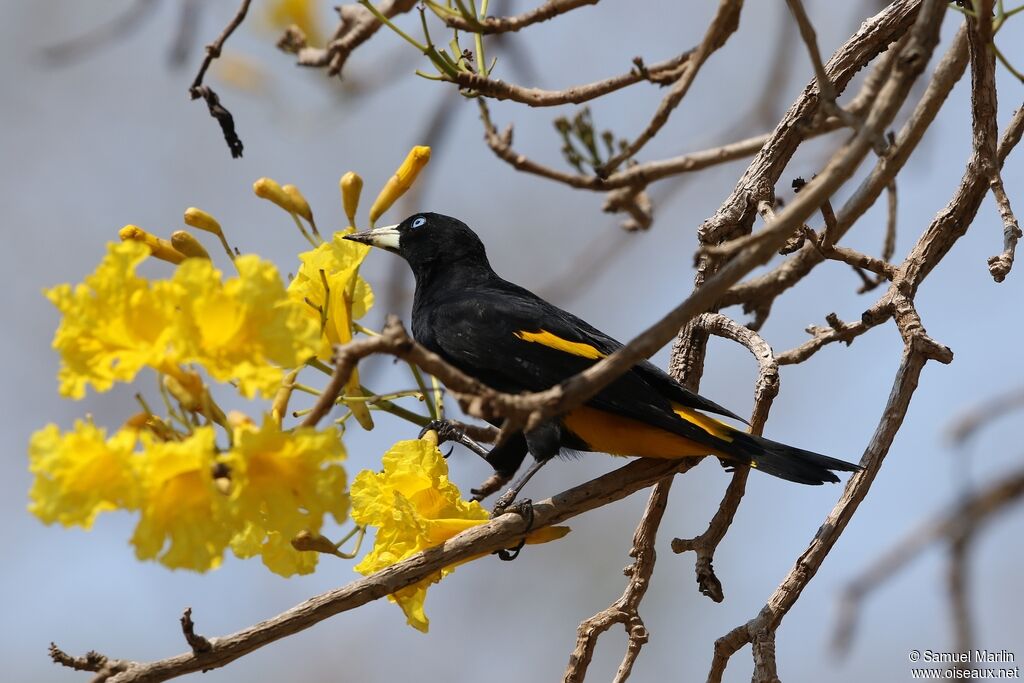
[[411, 216, 427, 229]]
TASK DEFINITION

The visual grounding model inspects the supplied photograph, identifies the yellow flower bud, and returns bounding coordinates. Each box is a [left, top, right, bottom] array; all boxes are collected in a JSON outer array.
[[290, 530, 342, 556], [340, 171, 363, 225], [368, 146, 431, 224], [163, 371, 205, 412], [282, 184, 314, 223], [253, 177, 293, 214], [118, 225, 186, 264], [122, 412, 151, 431], [345, 374, 374, 431], [183, 207, 223, 236], [170, 230, 211, 260]]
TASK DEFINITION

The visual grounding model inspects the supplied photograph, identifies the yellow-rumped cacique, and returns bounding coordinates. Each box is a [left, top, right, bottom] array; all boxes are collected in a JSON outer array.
[[345, 213, 860, 501]]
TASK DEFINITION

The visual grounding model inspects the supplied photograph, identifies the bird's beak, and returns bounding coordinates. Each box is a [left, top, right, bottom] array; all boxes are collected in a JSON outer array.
[[344, 225, 400, 253]]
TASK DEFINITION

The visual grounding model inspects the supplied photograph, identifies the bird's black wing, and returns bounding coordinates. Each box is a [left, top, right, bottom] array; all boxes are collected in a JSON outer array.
[[416, 281, 745, 437]]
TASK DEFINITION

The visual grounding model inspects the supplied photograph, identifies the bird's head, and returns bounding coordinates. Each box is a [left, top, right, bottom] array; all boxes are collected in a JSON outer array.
[[344, 212, 491, 277]]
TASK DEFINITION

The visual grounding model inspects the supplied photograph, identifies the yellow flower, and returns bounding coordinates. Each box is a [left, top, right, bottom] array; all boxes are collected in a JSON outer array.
[[173, 255, 319, 398], [225, 417, 347, 576], [351, 439, 569, 632], [28, 421, 140, 528], [119, 225, 186, 264], [131, 427, 233, 572], [289, 232, 375, 427], [369, 146, 431, 224], [289, 231, 373, 359], [340, 171, 363, 225], [45, 240, 180, 399], [183, 207, 223, 237]]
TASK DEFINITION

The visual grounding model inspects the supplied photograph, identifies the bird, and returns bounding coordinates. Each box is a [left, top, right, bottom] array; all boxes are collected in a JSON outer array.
[[345, 213, 860, 506]]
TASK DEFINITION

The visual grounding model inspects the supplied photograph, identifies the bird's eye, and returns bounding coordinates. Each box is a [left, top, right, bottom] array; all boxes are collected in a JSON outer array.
[[411, 216, 427, 229]]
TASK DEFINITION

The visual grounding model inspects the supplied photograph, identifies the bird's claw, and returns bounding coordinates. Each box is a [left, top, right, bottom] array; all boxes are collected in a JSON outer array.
[[492, 496, 534, 527], [419, 419, 491, 458], [496, 538, 526, 561], [418, 419, 461, 443], [491, 497, 534, 561]]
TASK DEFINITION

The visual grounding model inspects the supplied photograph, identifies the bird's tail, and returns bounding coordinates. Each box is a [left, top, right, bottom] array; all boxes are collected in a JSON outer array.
[[722, 432, 861, 485]]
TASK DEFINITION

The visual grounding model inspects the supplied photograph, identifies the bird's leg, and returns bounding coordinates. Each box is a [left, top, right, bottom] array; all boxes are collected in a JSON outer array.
[[490, 462, 545, 562], [470, 432, 529, 501], [491, 458, 549, 515], [492, 421, 561, 515], [418, 419, 491, 458]]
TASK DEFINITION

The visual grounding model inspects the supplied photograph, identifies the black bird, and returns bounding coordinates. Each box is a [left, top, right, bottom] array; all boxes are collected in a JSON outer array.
[[346, 213, 859, 503]]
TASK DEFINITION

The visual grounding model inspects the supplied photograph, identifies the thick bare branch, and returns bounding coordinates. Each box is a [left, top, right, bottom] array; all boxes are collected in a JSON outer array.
[[51, 457, 694, 683], [719, 23, 969, 311]]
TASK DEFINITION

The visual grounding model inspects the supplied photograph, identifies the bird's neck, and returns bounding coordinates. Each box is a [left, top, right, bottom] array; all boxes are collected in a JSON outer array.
[[411, 258, 499, 305]]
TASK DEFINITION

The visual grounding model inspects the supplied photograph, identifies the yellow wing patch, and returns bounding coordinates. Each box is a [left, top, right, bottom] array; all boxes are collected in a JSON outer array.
[[515, 330, 605, 359], [671, 403, 735, 442], [563, 407, 723, 458]]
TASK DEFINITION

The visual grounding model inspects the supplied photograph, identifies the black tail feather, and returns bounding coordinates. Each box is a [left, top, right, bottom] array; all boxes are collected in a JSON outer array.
[[726, 432, 861, 485]]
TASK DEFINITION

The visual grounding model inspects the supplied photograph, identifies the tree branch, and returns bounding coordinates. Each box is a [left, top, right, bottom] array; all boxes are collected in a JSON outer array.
[[296, 0, 420, 76], [438, 0, 599, 34], [833, 464, 1024, 655], [452, 51, 694, 106], [670, 314, 779, 602], [51, 457, 695, 683], [595, 0, 744, 175], [966, 0, 1023, 282], [187, 0, 252, 158], [563, 478, 676, 683]]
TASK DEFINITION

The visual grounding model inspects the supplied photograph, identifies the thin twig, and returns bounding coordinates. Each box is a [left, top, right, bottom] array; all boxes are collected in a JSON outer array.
[[451, 51, 694, 106], [187, 0, 252, 157], [671, 314, 779, 603], [296, 0, 420, 75], [437, 0, 598, 34], [563, 479, 677, 683], [596, 0, 744, 176], [966, 0, 1021, 281]]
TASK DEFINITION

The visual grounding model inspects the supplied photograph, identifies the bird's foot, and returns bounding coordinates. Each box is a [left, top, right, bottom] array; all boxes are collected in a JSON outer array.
[[492, 494, 534, 526], [418, 419, 464, 443], [491, 497, 534, 562], [418, 419, 490, 458]]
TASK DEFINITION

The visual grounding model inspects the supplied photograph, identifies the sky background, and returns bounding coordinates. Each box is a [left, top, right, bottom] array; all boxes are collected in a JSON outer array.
[[2, 1, 1022, 682]]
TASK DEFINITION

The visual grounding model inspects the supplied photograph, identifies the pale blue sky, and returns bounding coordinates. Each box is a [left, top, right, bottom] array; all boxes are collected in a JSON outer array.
[[2, 2, 1022, 682]]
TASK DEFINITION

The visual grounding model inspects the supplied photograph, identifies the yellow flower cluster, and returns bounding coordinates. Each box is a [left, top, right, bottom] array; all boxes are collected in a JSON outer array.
[[29, 418, 346, 575], [27, 147, 564, 621], [47, 240, 318, 400], [351, 438, 569, 632]]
